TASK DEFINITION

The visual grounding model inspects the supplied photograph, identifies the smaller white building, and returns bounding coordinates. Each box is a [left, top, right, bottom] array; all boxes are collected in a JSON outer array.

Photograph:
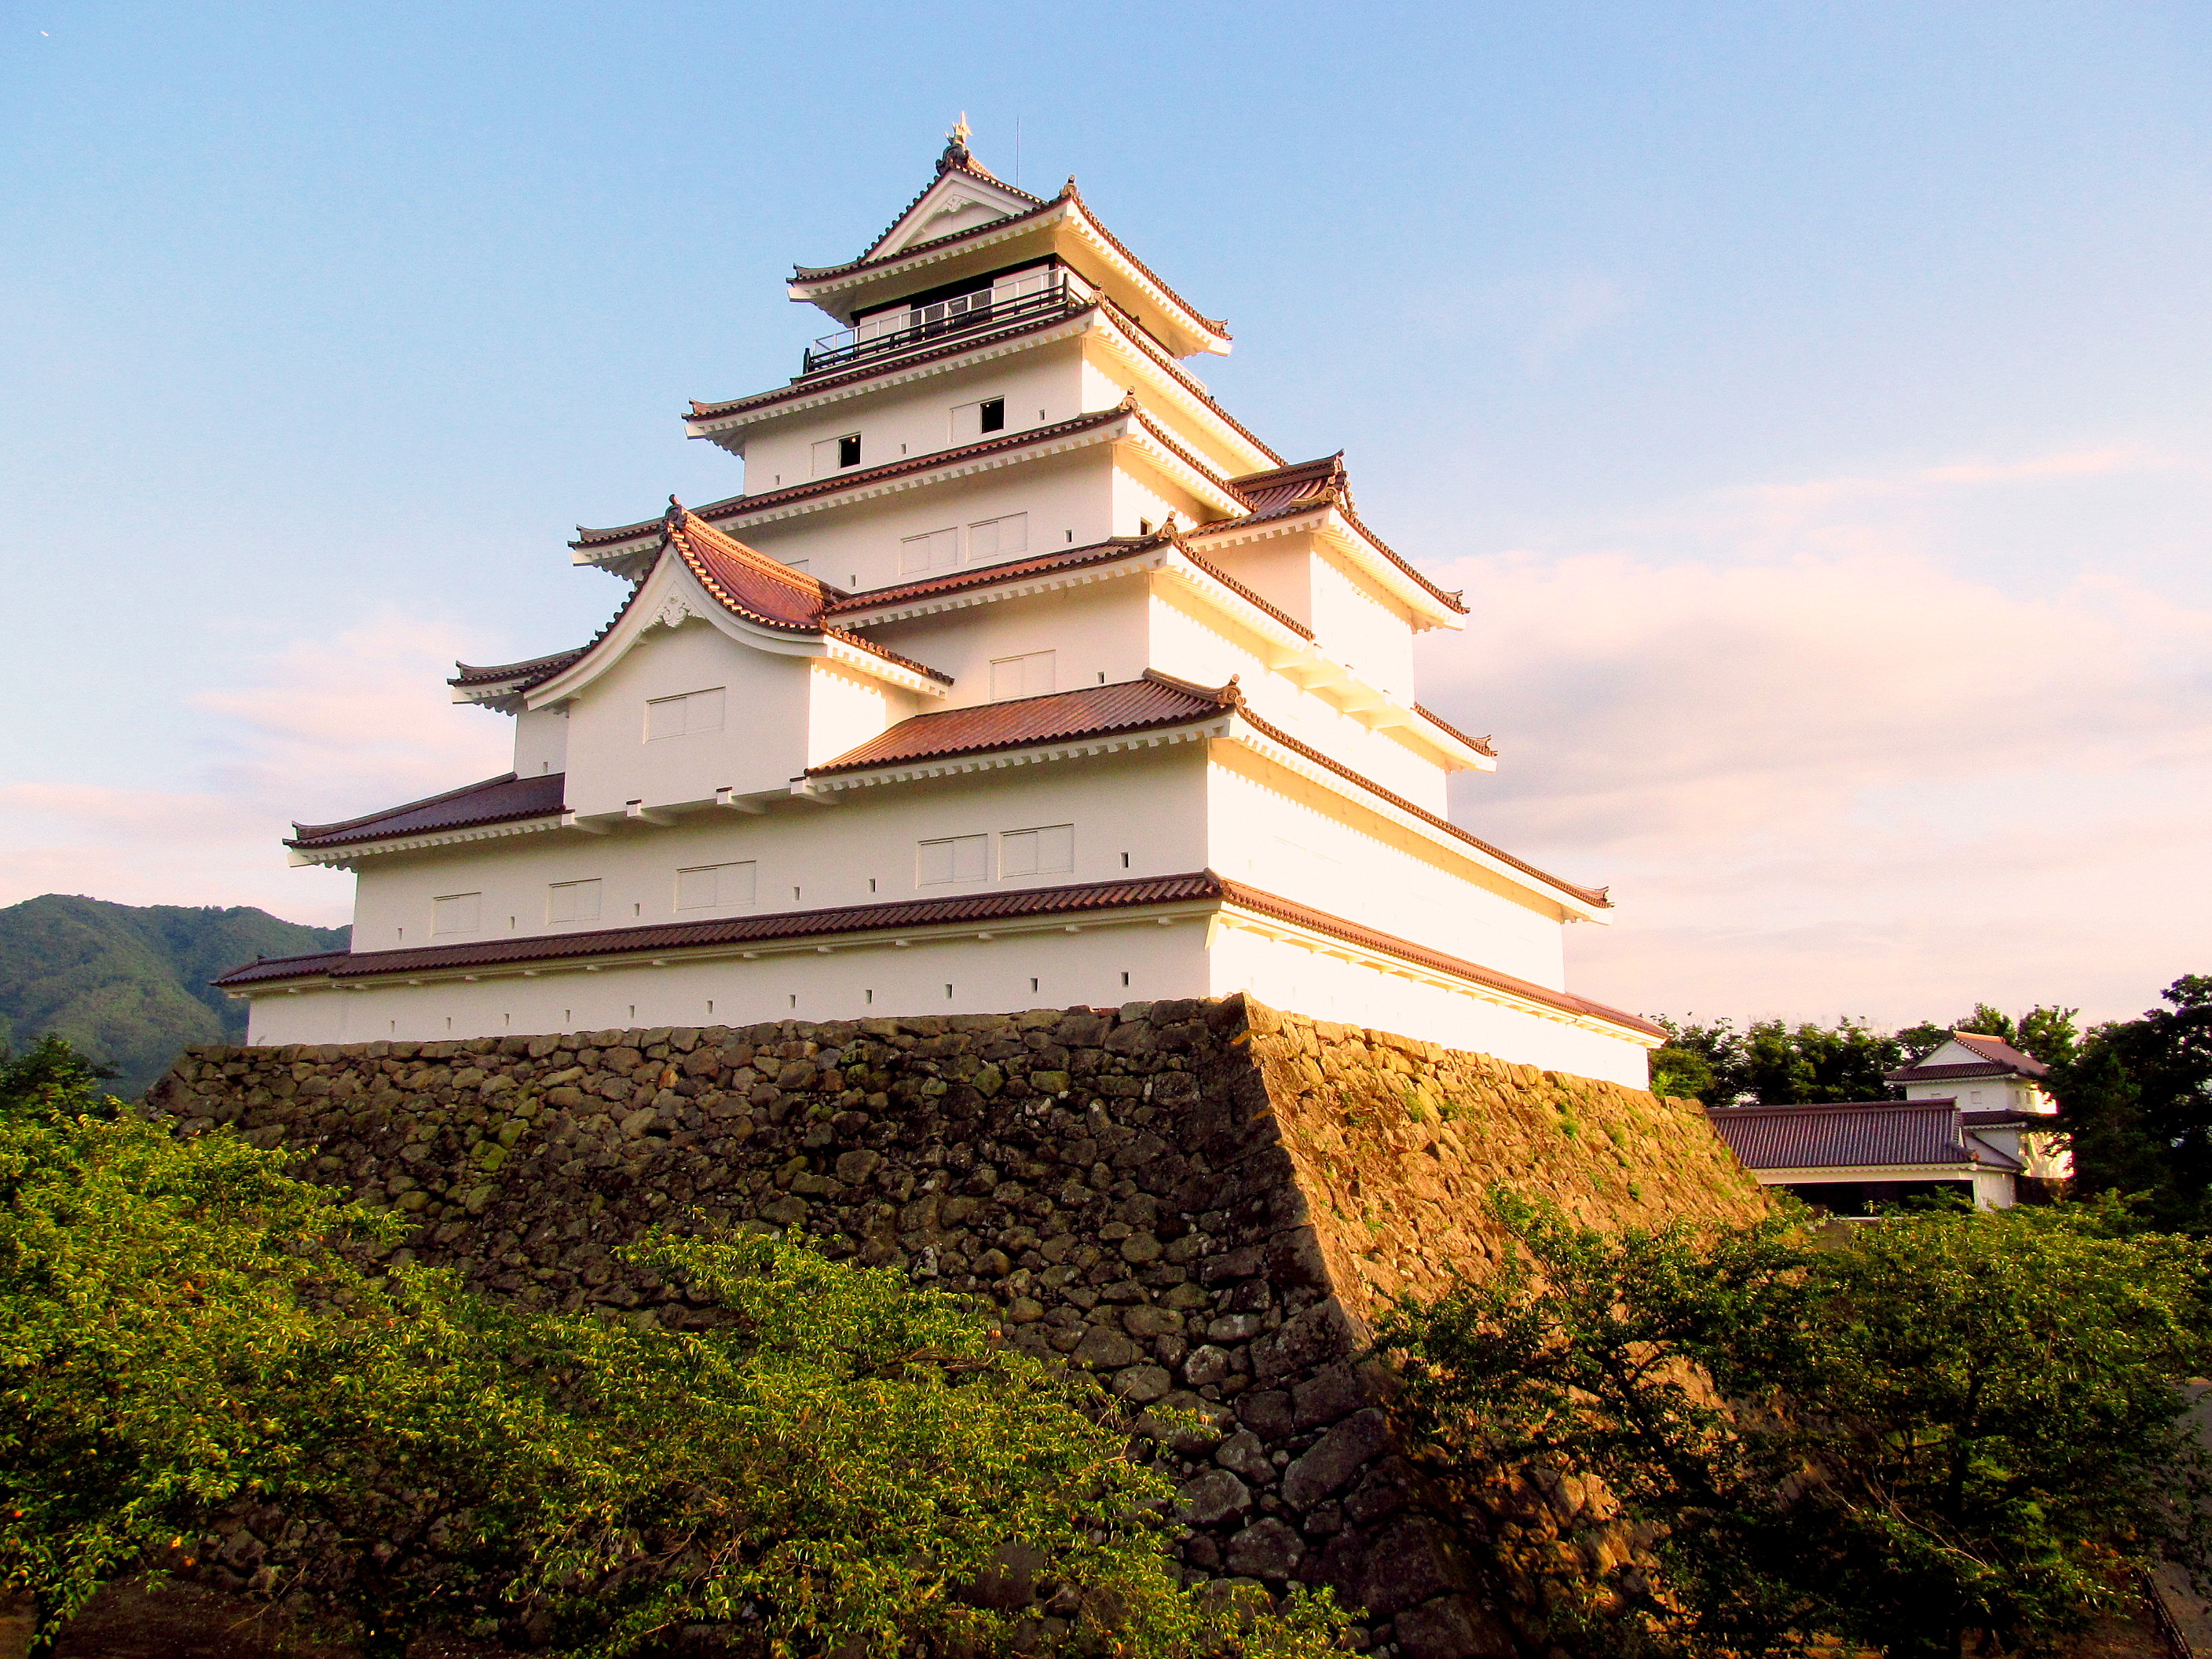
[[1707, 1030, 2069, 1213]]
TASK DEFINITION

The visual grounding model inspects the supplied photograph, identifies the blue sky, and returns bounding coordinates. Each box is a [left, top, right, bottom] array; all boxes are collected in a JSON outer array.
[[4, 2, 2208, 1024]]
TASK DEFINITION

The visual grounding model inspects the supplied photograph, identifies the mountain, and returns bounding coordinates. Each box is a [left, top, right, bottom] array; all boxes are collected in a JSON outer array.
[[0, 895, 349, 1097]]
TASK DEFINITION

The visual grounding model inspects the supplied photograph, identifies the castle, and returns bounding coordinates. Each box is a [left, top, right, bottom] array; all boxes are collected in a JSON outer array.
[[219, 128, 1661, 1088]]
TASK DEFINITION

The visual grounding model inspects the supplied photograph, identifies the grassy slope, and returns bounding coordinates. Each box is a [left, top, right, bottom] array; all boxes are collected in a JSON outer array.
[[0, 895, 348, 1096]]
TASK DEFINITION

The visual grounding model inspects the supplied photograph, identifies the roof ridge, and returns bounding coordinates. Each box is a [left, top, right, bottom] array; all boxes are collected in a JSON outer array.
[[576, 406, 1132, 548], [291, 771, 521, 840]]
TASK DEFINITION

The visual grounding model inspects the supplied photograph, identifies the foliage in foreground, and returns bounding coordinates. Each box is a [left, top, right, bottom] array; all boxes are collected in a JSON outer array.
[[0, 1036, 1345, 1658], [1376, 1192, 2212, 1659]]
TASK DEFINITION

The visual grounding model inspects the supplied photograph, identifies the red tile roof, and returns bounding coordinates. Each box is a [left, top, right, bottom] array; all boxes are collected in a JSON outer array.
[[1886, 1030, 2050, 1082], [825, 535, 1170, 613], [808, 672, 1232, 778], [1413, 704, 1497, 760], [208, 869, 1661, 1039], [289, 772, 567, 850], [450, 648, 587, 689], [1707, 1101, 2016, 1172], [573, 406, 1132, 550], [1198, 457, 1470, 618], [791, 178, 1231, 343]]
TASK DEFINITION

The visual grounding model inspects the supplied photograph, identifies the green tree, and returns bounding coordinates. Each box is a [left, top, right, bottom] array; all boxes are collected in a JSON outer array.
[[2051, 976, 2212, 1232], [1376, 1193, 2212, 1658], [0, 1040, 1345, 1658], [1649, 1016, 1905, 1105]]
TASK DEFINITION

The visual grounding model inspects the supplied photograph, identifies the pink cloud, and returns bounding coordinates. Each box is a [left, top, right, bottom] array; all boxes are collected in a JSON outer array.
[[1418, 529, 2212, 1027], [0, 613, 511, 925]]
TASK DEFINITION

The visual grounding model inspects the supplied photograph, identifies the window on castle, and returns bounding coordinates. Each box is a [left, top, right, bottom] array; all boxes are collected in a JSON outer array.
[[917, 834, 987, 885], [967, 512, 1027, 563], [645, 687, 724, 741], [988, 650, 1054, 701], [899, 526, 958, 576], [432, 892, 482, 936], [676, 860, 758, 911], [1000, 824, 1074, 878], [548, 878, 602, 924], [812, 433, 862, 475], [950, 396, 1008, 442]]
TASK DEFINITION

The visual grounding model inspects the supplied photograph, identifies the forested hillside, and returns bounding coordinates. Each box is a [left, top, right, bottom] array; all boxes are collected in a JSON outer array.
[[0, 895, 346, 1096]]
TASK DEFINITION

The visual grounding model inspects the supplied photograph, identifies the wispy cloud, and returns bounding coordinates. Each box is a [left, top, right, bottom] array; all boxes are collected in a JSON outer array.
[[0, 613, 511, 925], [1419, 451, 2212, 1026]]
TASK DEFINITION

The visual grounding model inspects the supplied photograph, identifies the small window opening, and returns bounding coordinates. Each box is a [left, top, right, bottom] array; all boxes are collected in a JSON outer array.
[[706, 999, 715, 1016], [837, 434, 861, 468], [1121, 851, 1130, 868], [397, 927, 404, 941], [1121, 972, 1131, 987], [866, 988, 875, 1004], [1138, 518, 1153, 535], [508, 916, 516, 928], [793, 885, 801, 900], [1097, 670, 1106, 683], [628, 1005, 635, 1020], [980, 397, 1006, 433], [563, 1009, 571, 1024], [789, 994, 798, 1009], [388, 1020, 396, 1034], [633, 903, 641, 916], [503, 1012, 511, 1027], [1029, 977, 1040, 993], [869, 877, 878, 892], [1064, 529, 1073, 543], [445, 1016, 452, 1031], [1038, 408, 1046, 419], [944, 983, 954, 999]]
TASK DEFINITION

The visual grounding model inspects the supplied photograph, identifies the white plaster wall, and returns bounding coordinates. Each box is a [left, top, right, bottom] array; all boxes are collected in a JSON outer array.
[[346, 745, 1207, 953], [245, 916, 1213, 1047], [862, 580, 1153, 712], [558, 617, 815, 818], [741, 447, 1112, 593], [740, 349, 1085, 493], [1110, 458, 1211, 539], [806, 661, 919, 767], [512, 705, 569, 778], [1309, 555, 1418, 704], [1203, 925, 1651, 1088], [1199, 539, 1313, 628], [1144, 590, 1452, 812], [1204, 755, 1569, 989]]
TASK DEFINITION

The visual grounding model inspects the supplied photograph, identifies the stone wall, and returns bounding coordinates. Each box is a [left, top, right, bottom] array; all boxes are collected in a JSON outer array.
[[148, 994, 1765, 1657]]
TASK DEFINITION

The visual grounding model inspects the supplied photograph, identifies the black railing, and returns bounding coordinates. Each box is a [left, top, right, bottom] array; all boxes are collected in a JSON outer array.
[[803, 276, 1090, 375]]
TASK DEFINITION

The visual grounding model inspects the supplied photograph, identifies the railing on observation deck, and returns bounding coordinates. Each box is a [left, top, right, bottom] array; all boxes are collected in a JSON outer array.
[[803, 271, 1093, 375]]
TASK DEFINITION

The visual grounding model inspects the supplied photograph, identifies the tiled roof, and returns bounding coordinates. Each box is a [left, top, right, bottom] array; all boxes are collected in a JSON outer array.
[[847, 160, 1052, 269], [450, 648, 587, 688], [1413, 703, 1498, 760], [288, 773, 567, 850], [688, 301, 1097, 423], [573, 407, 1131, 550], [791, 179, 1231, 342], [1887, 1031, 2050, 1083], [1706, 1100, 2017, 1172], [808, 672, 1232, 777], [1198, 457, 1470, 618], [663, 507, 844, 632], [825, 536, 1171, 613], [207, 869, 1661, 1039], [214, 871, 1227, 988]]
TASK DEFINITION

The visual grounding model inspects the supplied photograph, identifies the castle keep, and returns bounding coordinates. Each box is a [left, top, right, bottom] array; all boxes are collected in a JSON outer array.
[[215, 130, 1660, 1087]]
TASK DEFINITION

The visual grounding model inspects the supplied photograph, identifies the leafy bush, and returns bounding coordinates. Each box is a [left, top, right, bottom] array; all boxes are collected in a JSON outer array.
[[0, 1038, 1344, 1658], [1377, 1192, 2212, 1658]]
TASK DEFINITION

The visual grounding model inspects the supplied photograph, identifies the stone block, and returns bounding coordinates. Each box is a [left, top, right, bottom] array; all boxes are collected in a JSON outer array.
[[1225, 1517, 1305, 1580], [1281, 1408, 1391, 1510], [1174, 1470, 1251, 1525]]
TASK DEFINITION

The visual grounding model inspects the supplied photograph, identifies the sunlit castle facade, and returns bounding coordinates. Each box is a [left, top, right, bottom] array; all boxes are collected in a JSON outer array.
[[221, 130, 1664, 1086]]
